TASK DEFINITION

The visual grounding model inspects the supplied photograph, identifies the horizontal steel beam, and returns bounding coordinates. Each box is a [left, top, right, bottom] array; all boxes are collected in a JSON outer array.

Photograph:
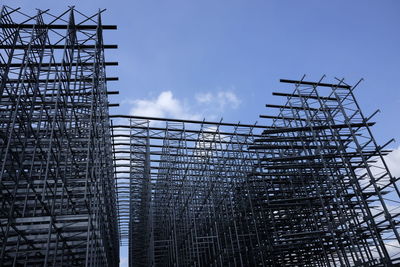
[[0, 23, 117, 30], [280, 79, 351, 89]]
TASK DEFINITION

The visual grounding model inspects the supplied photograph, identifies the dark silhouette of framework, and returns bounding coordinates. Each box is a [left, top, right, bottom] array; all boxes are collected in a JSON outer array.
[[112, 77, 400, 266], [1, 6, 400, 267], [0, 6, 119, 266]]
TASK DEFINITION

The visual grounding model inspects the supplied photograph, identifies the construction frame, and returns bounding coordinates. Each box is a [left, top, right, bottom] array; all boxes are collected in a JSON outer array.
[[0, 6, 119, 266], [1, 5, 400, 267], [112, 77, 400, 266]]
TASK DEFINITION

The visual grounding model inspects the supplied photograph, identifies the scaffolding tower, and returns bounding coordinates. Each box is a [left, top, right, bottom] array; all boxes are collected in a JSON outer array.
[[249, 77, 400, 266], [1, 6, 400, 267], [112, 77, 400, 266], [0, 6, 119, 266]]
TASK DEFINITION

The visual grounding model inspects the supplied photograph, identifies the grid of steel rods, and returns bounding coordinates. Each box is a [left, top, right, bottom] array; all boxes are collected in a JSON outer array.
[[0, 6, 119, 266], [1, 6, 400, 267], [250, 77, 400, 266], [112, 78, 400, 266]]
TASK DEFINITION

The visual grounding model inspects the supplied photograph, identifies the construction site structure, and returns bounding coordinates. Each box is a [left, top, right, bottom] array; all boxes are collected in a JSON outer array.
[[1, 6, 400, 267], [112, 78, 400, 266], [0, 6, 119, 266]]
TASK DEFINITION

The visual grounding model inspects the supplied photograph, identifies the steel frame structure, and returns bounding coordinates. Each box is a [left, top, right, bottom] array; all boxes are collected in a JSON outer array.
[[112, 78, 400, 267], [0, 6, 119, 266], [112, 116, 265, 266], [248, 77, 400, 266], [1, 6, 400, 267]]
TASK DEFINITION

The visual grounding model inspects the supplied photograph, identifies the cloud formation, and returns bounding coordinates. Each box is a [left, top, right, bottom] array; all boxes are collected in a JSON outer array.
[[196, 91, 241, 110], [127, 90, 241, 121], [120, 257, 128, 267], [129, 91, 201, 120], [385, 146, 400, 177]]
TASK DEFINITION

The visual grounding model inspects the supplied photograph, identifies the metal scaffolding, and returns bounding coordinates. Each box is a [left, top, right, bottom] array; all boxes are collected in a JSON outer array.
[[0, 6, 119, 266], [112, 116, 264, 266], [112, 77, 400, 266], [1, 6, 400, 267], [249, 77, 400, 266]]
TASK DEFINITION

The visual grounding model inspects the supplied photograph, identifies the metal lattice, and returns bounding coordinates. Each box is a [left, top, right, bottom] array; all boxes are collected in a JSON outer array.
[[0, 6, 119, 266], [1, 6, 399, 267], [112, 78, 400, 267]]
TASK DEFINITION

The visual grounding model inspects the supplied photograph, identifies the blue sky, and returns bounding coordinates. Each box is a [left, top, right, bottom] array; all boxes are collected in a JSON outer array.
[[4, 0, 400, 265]]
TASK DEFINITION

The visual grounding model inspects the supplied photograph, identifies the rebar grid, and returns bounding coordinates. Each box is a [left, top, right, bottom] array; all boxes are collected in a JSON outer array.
[[0, 6, 119, 266], [113, 78, 400, 267]]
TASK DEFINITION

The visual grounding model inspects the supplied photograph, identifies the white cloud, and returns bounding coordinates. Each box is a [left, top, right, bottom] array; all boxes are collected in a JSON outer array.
[[196, 92, 213, 104], [356, 146, 400, 185], [217, 91, 241, 109], [196, 90, 241, 110], [385, 146, 400, 177], [129, 91, 201, 120], [126, 90, 241, 124], [120, 257, 128, 267]]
